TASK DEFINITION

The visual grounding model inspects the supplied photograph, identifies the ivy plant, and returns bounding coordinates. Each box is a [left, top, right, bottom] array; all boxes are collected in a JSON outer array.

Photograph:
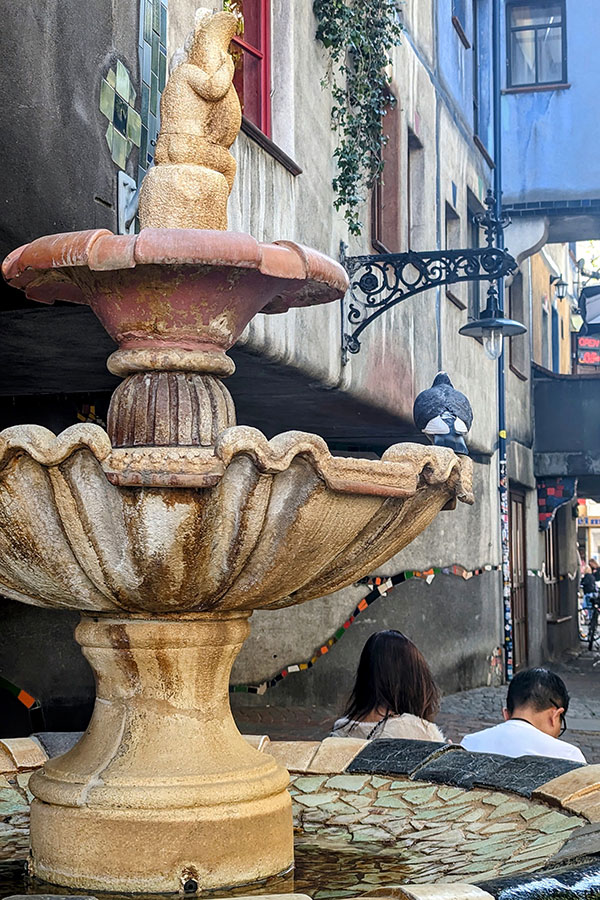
[[313, 0, 403, 236]]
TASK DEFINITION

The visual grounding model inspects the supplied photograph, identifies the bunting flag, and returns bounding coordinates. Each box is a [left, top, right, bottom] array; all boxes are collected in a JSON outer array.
[[0, 674, 39, 710], [230, 564, 500, 695]]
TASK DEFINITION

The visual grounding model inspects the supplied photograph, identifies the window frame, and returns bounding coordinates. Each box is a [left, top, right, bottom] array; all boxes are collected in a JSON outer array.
[[231, 0, 271, 137], [508, 271, 528, 381], [506, 0, 567, 89], [371, 92, 401, 254]]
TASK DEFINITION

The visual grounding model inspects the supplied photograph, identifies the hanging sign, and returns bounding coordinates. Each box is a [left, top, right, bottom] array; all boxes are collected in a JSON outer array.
[[577, 335, 600, 366]]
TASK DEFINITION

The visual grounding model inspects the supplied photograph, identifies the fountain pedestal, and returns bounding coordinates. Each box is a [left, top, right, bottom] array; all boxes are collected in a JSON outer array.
[[1, 225, 473, 892], [29, 613, 292, 892]]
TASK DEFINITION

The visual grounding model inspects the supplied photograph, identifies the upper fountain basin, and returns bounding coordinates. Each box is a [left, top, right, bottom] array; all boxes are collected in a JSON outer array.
[[2, 229, 348, 376], [0, 423, 473, 616]]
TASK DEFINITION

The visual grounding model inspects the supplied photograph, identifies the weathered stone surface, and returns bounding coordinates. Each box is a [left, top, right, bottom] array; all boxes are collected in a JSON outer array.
[[308, 738, 367, 775], [346, 739, 447, 776], [476, 755, 584, 798], [414, 750, 507, 789], [0, 739, 46, 771], [361, 885, 495, 899], [4, 896, 96, 900], [268, 742, 320, 773], [561, 792, 600, 822], [533, 763, 600, 806], [27, 615, 293, 892], [139, 10, 241, 230]]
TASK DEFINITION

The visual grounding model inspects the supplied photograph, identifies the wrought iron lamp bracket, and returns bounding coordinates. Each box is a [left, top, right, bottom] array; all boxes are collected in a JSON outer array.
[[340, 244, 517, 363]]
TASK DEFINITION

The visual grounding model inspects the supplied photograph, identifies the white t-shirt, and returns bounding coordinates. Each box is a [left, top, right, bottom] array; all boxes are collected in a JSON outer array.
[[461, 718, 586, 764]]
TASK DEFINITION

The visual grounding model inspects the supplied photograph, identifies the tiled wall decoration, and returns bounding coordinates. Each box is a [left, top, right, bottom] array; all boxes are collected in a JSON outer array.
[[99, 60, 142, 170], [137, 0, 168, 186], [230, 565, 501, 696]]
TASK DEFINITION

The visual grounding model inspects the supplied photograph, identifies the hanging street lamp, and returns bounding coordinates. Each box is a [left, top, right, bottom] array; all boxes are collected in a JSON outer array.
[[459, 190, 526, 360]]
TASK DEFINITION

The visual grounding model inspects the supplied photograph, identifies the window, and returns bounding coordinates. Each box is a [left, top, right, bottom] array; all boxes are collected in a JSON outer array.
[[551, 304, 560, 372], [407, 129, 424, 250], [230, 0, 271, 136], [467, 192, 483, 320], [371, 97, 402, 253], [507, 2, 566, 88], [545, 516, 560, 622], [509, 271, 528, 379], [452, 0, 471, 48], [445, 203, 465, 309]]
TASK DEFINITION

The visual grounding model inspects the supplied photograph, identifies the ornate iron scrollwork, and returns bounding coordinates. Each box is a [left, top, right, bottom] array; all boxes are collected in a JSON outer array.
[[341, 243, 517, 363]]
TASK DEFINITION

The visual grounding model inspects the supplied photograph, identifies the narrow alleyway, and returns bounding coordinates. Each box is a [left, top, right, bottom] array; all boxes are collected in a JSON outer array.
[[233, 650, 600, 763]]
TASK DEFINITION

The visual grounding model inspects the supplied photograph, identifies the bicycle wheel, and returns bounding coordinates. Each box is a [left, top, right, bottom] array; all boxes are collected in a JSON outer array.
[[588, 607, 598, 650]]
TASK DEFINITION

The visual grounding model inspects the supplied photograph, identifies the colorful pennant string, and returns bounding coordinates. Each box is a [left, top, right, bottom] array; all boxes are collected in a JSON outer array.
[[230, 564, 501, 695]]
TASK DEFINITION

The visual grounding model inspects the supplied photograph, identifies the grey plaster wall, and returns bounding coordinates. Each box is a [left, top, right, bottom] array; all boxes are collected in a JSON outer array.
[[0, 0, 139, 258], [231, 570, 503, 710], [0, 0, 139, 735]]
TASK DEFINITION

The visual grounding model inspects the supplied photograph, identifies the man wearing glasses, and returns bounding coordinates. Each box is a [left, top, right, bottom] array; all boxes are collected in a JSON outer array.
[[461, 668, 586, 764]]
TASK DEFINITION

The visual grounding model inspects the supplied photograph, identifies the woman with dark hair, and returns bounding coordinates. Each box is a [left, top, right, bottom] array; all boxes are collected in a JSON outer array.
[[330, 630, 445, 741]]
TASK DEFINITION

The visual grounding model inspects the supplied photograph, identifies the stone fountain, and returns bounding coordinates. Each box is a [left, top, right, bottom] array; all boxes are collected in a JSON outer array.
[[0, 10, 473, 895]]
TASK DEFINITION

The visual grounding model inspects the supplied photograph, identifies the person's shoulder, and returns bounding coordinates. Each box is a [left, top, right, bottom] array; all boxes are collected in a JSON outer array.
[[331, 716, 350, 732], [384, 714, 445, 742], [552, 737, 587, 764], [461, 722, 505, 748]]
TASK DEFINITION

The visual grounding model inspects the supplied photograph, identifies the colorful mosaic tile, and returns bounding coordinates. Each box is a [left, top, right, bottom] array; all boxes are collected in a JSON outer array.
[[230, 564, 501, 695], [138, 0, 168, 185]]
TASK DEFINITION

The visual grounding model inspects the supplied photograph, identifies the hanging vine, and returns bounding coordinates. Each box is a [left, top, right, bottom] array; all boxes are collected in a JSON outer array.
[[313, 0, 403, 236]]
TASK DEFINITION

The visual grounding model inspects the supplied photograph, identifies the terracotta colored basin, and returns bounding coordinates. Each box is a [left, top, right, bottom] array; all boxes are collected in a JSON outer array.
[[2, 229, 348, 376]]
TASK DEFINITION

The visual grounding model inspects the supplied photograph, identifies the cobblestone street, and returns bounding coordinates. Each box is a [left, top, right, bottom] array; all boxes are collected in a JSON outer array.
[[233, 648, 600, 764]]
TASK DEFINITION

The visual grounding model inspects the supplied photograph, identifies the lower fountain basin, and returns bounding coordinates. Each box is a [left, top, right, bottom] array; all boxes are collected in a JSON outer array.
[[0, 423, 472, 616], [1, 734, 599, 899]]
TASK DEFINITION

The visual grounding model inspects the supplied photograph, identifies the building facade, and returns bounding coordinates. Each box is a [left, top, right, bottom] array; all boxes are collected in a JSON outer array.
[[0, 0, 594, 733]]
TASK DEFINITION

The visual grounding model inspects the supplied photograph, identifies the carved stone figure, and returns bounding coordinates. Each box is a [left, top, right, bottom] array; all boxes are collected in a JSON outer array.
[[138, 9, 241, 230]]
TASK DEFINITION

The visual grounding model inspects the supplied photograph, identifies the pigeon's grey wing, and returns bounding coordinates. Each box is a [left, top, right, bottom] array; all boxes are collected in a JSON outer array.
[[413, 389, 436, 431]]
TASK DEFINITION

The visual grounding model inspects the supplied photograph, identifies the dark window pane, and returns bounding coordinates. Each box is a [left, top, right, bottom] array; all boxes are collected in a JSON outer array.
[[537, 26, 563, 82], [511, 29, 536, 84], [510, 4, 561, 27], [233, 47, 262, 126], [229, 0, 261, 50]]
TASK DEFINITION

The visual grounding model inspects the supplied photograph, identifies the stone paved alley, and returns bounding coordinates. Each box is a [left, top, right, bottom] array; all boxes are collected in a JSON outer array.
[[233, 649, 600, 764]]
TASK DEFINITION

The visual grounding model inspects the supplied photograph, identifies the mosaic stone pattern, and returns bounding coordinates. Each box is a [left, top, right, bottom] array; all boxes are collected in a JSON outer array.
[[99, 60, 142, 170], [290, 774, 585, 890], [138, 0, 168, 185], [0, 774, 32, 862]]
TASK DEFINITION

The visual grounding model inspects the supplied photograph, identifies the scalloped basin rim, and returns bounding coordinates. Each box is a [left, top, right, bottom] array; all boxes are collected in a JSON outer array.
[[1, 228, 349, 313], [0, 422, 474, 499]]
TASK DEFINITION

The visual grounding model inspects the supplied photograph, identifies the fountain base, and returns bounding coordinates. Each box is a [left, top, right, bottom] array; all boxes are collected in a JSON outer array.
[[28, 613, 292, 892]]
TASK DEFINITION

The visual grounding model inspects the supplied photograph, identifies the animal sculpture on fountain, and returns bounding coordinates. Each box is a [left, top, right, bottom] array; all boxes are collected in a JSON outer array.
[[413, 371, 473, 456], [138, 8, 241, 230]]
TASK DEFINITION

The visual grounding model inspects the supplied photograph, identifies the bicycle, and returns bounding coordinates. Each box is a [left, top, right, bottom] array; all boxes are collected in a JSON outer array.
[[584, 594, 600, 657]]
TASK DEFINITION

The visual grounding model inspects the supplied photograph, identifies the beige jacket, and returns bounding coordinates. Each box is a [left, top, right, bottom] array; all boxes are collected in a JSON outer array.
[[331, 713, 445, 742]]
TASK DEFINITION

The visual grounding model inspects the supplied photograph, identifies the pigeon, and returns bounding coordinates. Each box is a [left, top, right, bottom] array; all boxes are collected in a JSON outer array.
[[413, 372, 473, 456]]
